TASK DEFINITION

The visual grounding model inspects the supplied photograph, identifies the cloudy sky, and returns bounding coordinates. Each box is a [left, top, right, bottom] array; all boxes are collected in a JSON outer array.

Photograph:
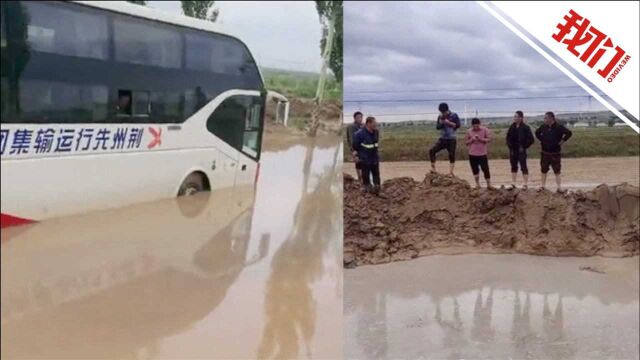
[[147, 1, 323, 73], [343, 1, 606, 123]]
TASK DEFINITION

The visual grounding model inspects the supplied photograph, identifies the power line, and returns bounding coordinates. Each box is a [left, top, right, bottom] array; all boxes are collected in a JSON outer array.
[[344, 95, 604, 103], [362, 110, 610, 116], [346, 85, 583, 94]]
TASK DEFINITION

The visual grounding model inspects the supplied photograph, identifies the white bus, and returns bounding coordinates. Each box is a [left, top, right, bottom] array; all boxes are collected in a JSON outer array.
[[0, 1, 267, 227]]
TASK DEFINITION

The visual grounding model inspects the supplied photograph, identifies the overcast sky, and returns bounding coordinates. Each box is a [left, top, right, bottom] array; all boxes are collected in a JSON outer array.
[[147, 1, 322, 73], [343, 1, 606, 123]]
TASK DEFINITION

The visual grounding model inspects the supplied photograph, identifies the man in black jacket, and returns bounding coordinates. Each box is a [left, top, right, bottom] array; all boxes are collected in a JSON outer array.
[[346, 111, 364, 181], [353, 116, 381, 194], [535, 111, 573, 192], [506, 110, 534, 189]]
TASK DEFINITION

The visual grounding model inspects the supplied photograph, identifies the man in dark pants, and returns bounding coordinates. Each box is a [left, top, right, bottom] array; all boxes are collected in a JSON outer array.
[[429, 102, 461, 175], [346, 111, 364, 181], [353, 116, 381, 194], [506, 110, 535, 189], [465, 118, 492, 188], [535, 111, 572, 192]]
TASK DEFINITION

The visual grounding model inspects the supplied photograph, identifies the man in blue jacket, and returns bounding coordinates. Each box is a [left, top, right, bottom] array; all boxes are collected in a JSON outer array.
[[429, 102, 461, 175], [353, 116, 381, 194]]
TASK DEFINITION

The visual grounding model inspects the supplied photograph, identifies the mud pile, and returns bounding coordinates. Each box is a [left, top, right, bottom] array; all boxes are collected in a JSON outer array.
[[265, 97, 342, 124], [344, 173, 640, 268]]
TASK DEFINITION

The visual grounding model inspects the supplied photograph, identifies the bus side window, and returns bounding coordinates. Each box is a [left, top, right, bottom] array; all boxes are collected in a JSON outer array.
[[133, 91, 150, 117], [207, 95, 263, 160]]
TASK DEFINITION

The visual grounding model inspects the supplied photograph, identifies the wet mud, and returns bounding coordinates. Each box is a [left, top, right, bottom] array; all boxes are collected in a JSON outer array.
[[344, 172, 640, 268]]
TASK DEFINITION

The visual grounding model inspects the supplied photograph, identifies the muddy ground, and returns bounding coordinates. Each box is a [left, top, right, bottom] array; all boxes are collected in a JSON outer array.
[[264, 97, 342, 144], [343, 157, 640, 190], [344, 172, 640, 268]]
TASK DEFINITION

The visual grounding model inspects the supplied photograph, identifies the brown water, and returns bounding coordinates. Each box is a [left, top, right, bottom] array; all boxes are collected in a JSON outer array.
[[1, 135, 343, 359], [345, 254, 639, 359], [344, 157, 640, 190]]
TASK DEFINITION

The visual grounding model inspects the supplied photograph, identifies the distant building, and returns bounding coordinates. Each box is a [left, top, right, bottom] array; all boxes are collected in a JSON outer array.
[[573, 122, 589, 127]]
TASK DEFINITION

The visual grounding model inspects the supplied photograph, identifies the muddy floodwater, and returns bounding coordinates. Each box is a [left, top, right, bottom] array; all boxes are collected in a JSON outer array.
[[345, 254, 639, 360], [344, 157, 640, 190], [1, 135, 342, 359]]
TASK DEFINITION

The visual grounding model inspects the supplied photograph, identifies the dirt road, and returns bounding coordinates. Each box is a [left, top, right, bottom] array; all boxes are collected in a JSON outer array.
[[345, 254, 639, 359], [1, 135, 343, 359], [344, 156, 640, 190]]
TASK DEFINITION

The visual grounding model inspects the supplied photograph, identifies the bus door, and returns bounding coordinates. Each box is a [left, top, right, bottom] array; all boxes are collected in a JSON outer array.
[[235, 96, 264, 186], [207, 95, 263, 187], [216, 148, 239, 188]]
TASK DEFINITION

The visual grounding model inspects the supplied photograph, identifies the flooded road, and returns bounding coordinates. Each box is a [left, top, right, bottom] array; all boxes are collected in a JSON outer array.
[[345, 254, 639, 360], [1, 135, 343, 359], [344, 157, 640, 190]]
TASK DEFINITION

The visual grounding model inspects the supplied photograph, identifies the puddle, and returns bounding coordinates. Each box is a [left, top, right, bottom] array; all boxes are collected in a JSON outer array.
[[1, 135, 343, 359], [345, 254, 639, 359]]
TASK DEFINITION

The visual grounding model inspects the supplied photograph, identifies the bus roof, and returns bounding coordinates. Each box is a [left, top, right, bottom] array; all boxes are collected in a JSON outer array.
[[73, 1, 264, 83], [75, 1, 232, 38]]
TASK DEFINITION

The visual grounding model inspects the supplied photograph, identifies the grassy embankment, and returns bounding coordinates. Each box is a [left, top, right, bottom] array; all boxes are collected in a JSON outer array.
[[262, 68, 342, 131], [344, 125, 640, 162]]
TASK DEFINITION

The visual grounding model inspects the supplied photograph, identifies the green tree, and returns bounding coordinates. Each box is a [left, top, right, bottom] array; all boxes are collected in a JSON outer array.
[[315, 1, 342, 82], [126, 0, 146, 5], [181, 0, 219, 22]]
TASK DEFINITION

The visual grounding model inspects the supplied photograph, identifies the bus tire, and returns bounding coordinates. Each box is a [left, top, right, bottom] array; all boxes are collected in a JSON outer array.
[[178, 172, 209, 197]]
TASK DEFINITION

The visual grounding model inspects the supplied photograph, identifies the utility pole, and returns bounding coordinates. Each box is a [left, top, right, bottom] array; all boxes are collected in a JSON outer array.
[[463, 102, 468, 127], [308, 9, 335, 137]]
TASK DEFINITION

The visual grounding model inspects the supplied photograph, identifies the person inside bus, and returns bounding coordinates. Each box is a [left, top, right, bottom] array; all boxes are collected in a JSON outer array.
[[117, 92, 132, 116]]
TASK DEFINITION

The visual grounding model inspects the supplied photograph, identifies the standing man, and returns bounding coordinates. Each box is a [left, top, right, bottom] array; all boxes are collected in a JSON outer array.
[[353, 116, 381, 194], [465, 118, 492, 188], [506, 110, 534, 189], [429, 102, 461, 175], [346, 111, 364, 181], [535, 112, 572, 192]]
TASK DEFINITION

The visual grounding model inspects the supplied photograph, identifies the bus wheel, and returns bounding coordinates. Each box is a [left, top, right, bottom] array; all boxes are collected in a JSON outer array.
[[178, 172, 209, 196]]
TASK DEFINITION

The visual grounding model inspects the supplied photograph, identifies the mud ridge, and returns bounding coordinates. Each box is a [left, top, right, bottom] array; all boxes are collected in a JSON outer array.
[[344, 172, 640, 268]]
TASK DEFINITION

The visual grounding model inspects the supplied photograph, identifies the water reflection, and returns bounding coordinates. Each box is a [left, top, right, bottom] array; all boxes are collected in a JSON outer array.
[[1, 187, 261, 359], [345, 255, 639, 359], [257, 138, 342, 359], [433, 297, 465, 360], [1, 135, 343, 359], [470, 287, 495, 344]]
